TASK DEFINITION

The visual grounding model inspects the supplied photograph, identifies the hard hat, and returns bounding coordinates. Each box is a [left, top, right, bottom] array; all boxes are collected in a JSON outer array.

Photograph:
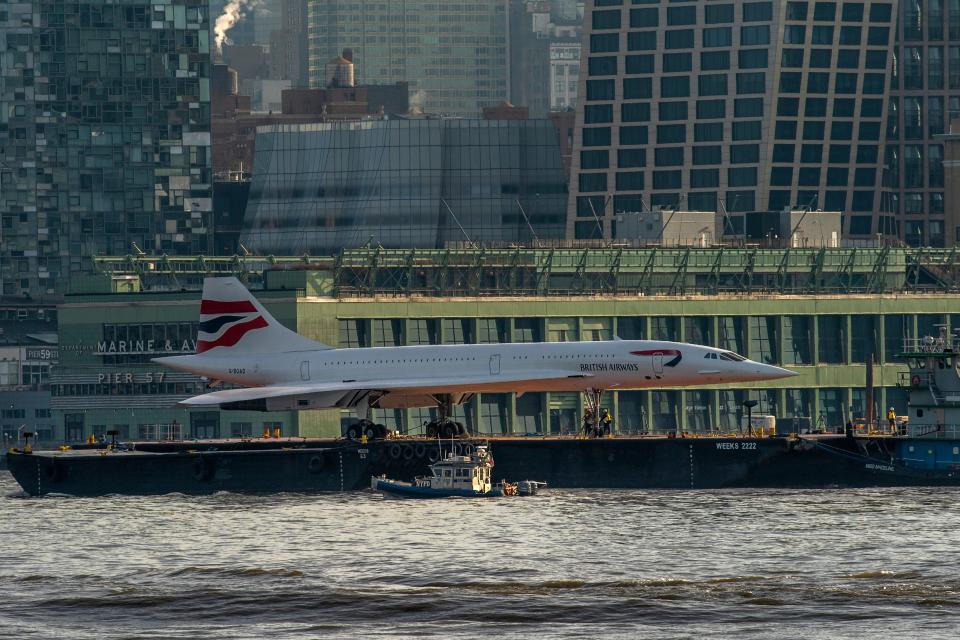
[[889, 407, 894, 411]]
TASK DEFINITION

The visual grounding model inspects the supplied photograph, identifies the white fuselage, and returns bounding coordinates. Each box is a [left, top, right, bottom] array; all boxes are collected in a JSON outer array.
[[164, 339, 790, 396]]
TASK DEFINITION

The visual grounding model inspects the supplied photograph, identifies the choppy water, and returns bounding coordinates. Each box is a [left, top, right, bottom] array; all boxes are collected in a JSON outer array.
[[1, 472, 959, 639]]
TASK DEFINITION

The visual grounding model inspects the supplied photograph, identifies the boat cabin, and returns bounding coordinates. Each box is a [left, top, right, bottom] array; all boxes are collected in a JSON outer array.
[[415, 448, 493, 493]]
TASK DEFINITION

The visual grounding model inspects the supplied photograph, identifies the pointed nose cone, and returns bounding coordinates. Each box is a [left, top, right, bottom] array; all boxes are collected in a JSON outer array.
[[751, 363, 799, 381]]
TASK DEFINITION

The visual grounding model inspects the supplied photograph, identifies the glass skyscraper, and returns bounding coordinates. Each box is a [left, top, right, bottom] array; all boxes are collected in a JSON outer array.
[[241, 119, 568, 253], [0, 0, 212, 296], [568, 0, 898, 242], [886, 1, 953, 246], [306, 1, 509, 117]]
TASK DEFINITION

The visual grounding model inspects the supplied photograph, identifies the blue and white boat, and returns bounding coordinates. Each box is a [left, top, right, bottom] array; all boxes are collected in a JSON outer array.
[[371, 445, 541, 498]]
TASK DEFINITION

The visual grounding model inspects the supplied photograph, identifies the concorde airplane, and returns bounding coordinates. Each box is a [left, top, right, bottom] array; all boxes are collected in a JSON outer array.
[[155, 277, 797, 438]]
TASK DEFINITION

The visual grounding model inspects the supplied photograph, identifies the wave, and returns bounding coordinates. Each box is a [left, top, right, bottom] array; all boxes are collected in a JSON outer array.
[[168, 566, 305, 578]]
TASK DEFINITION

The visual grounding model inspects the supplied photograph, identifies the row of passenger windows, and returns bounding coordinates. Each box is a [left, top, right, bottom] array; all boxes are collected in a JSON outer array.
[[589, 25, 889, 52]]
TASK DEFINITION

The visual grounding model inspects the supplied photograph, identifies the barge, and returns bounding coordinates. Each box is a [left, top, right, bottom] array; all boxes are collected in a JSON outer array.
[[7, 335, 960, 497], [6, 431, 959, 497]]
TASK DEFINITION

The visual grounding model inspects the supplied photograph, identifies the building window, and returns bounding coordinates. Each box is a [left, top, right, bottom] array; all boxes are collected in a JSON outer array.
[[773, 145, 795, 162], [625, 54, 654, 74], [741, 25, 770, 46], [653, 170, 682, 189], [588, 56, 617, 77], [736, 72, 765, 94], [590, 33, 620, 53], [743, 2, 773, 21], [630, 7, 659, 28], [867, 26, 889, 45], [694, 122, 724, 141], [658, 101, 688, 121], [656, 124, 687, 144], [583, 127, 611, 147], [749, 316, 779, 365], [660, 76, 690, 98], [584, 104, 613, 124], [693, 146, 722, 165], [703, 27, 733, 47], [698, 74, 728, 96], [696, 99, 726, 119], [664, 29, 694, 49], [662, 52, 692, 73], [586, 80, 615, 101], [730, 144, 759, 164], [786, 2, 808, 20], [580, 150, 609, 170], [654, 147, 684, 166], [701, 50, 730, 71], [619, 126, 649, 145], [624, 77, 653, 99], [622, 102, 651, 122], [578, 173, 608, 193], [627, 31, 657, 51], [690, 169, 720, 188], [732, 121, 761, 140], [618, 149, 646, 168], [783, 25, 806, 44], [728, 167, 757, 187], [706, 3, 735, 24], [667, 6, 696, 25], [616, 172, 645, 191], [592, 9, 622, 30]]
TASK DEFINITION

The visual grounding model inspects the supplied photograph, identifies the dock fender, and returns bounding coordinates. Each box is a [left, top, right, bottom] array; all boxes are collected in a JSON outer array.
[[389, 443, 403, 460], [427, 448, 441, 463], [414, 443, 427, 459], [192, 456, 216, 482], [402, 444, 416, 461], [459, 443, 474, 457], [307, 453, 327, 474]]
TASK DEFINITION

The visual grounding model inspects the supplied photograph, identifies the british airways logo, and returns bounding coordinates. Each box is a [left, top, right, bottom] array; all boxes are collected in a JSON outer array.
[[630, 349, 683, 367], [197, 299, 268, 352]]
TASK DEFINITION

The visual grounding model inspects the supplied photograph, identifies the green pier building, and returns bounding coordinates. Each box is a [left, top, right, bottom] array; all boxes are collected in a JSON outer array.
[[48, 247, 960, 441]]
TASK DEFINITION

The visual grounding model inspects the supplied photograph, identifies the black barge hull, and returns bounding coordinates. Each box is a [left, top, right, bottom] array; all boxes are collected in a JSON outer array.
[[7, 435, 960, 496]]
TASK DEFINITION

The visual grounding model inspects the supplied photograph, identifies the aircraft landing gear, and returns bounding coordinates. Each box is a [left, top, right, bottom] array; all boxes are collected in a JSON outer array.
[[425, 394, 467, 439], [346, 419, 388, 440]]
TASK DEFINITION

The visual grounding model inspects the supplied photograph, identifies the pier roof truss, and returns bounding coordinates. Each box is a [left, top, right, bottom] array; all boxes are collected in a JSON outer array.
[[90, 247, 960, 298]]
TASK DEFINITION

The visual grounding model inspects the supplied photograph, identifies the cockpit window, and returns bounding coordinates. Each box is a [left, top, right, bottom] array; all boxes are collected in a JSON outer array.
[[704, 352, 718, 359], [719, 351, 747, 362]]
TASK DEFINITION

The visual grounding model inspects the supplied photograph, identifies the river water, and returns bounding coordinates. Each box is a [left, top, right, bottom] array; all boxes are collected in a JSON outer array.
[[1, 471, 958, 639]]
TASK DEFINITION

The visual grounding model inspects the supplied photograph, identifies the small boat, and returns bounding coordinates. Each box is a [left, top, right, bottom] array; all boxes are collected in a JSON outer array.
[[371, 444, 543, 498]]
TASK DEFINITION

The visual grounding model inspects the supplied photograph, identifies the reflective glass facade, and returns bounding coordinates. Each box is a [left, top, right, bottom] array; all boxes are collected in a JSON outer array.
[[241, 119, 568, 253], [569, 0, 897, 241], [0, 0, 212, 296], [883, 0, 954, 246], [306, 0, 509, 117]]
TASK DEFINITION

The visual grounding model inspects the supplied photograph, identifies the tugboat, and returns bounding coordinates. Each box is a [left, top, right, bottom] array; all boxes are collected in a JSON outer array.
[[371, 444, 543, 498]]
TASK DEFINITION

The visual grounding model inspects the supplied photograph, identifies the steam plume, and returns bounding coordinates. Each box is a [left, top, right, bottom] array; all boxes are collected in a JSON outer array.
[[214, 0, 261, 55]]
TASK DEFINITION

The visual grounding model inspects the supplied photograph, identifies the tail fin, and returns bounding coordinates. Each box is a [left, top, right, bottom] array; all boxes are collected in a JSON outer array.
[[196, 277, 331, 355]]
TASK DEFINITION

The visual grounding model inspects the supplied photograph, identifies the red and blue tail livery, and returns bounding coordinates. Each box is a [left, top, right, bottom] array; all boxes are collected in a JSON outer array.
[[197, 299, 269, 353]]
